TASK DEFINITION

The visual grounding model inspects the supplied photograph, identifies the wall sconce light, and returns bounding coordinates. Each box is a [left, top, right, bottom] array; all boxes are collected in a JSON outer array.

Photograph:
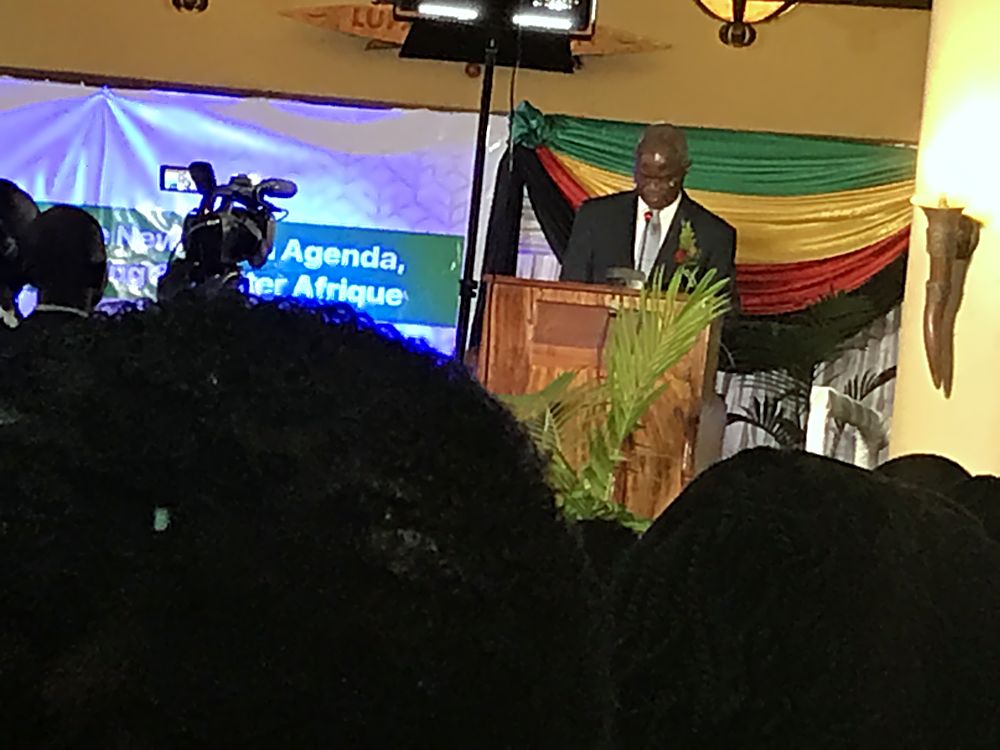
[[693, 0, 797, 47], [172, 0, 208, 11], [913, 198, 981, 394]]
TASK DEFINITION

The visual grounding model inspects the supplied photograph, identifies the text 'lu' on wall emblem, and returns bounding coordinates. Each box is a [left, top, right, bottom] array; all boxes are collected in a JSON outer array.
[[279, 4, 670, 57]]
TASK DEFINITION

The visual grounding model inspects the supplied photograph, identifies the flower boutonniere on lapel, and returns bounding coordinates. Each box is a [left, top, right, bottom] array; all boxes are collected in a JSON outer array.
[[673, 220, 701, 269]]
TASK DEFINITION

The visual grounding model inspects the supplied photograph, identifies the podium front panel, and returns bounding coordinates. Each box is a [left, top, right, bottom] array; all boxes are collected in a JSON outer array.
[[477, 275, 716, 519]]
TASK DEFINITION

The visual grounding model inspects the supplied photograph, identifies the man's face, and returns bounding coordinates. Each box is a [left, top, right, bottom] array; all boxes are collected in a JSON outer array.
[[634, 146, 686, 210]]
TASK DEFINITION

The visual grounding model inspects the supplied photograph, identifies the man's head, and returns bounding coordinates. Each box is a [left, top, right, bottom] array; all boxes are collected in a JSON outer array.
[[0, 180, 39, 310], [634, 124, 691, 210], [0, 299, 608, 749], [951, 475, 1000, 541], [25, 204, 107, 313], [875, 453, 971, 496], [614, 448, 1000, 748]]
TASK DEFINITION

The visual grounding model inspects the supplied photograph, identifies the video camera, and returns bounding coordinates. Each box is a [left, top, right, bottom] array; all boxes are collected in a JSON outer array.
[[158, 162, 297, 300]]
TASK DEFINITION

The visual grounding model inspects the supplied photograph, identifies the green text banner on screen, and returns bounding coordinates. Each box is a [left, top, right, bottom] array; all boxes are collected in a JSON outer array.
[[62, 206, 463, 330]]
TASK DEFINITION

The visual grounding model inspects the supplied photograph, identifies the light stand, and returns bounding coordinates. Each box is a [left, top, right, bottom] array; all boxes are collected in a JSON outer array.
[[395, 8, 589, 361], [453, 37, 498, 362]]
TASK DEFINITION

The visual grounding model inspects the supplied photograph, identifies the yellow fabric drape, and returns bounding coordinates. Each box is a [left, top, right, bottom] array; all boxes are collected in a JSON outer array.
[[551, 151, 915, 265]]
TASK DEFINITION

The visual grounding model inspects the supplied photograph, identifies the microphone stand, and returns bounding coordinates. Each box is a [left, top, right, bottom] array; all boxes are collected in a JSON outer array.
[[453, 36, 498, 363]]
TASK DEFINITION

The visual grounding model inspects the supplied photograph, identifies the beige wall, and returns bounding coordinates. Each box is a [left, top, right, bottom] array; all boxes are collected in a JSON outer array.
[[890, 0, 1000, 474], [0, 0, 929, 141]]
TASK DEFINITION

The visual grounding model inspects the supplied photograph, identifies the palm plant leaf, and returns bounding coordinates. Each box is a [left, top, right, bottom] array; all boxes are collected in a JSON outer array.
[[727, 395, 805, 448], [502, 370, 579, 421], [501, 371, 609, 466], [499, 267, 728, 533], [722, 292, 883, 376], [842, 365, 897, 402]]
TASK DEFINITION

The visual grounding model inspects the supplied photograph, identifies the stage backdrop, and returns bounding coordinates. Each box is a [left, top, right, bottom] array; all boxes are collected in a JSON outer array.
[[0, 76, 509, 352]]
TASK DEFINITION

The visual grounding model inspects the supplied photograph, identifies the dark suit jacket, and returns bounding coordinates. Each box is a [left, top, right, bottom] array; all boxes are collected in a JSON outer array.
[[560, 191, 739, 313], [16, 310, 92, 336]]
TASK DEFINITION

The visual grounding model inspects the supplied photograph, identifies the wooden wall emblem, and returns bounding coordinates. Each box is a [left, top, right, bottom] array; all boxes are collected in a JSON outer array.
[[280, 4, 669, 58]]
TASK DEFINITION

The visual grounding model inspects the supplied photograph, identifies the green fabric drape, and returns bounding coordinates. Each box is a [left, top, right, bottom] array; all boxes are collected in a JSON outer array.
[[512, 102, 918, 197]]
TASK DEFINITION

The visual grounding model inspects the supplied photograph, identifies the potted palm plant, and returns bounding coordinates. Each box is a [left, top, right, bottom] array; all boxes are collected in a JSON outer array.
[[502, 269, 729, 532]]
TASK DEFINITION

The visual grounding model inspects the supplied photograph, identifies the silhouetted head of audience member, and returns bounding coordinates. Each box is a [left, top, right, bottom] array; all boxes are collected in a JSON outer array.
[[875, 452, 971, 495], [576, 518, 637, 585], [0, 298, 608, 749], [24, 204, 107, 317], [613, 448, 1000, 749], [952, 475, 1000, 542], [0, 179, 39, 323]]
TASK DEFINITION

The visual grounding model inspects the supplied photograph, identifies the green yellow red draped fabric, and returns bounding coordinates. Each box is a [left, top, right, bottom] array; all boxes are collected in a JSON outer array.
[[515, 103, 917, 315]]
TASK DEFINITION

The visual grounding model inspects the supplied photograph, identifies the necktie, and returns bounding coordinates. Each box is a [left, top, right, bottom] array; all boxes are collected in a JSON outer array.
[[638, 209, 661, 278]]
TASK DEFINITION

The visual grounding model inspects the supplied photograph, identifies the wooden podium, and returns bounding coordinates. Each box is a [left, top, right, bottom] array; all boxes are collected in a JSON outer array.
[[476, 275, 720, 519]]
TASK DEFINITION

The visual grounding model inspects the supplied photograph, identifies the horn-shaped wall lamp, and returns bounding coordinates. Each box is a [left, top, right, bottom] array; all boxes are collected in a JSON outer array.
[[912, 196, 982, 395]]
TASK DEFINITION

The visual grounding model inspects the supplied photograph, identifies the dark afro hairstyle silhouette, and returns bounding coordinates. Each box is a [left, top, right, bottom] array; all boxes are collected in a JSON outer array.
[[952, 475, 1000, 542], [0, 297, 609, 750], [612, 448, 1000, 750], [875, 452, 971, 495], [0, 179, 39, 295]]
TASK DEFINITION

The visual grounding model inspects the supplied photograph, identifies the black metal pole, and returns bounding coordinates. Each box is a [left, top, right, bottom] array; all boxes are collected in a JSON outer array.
[[453, 37, 498, 362]]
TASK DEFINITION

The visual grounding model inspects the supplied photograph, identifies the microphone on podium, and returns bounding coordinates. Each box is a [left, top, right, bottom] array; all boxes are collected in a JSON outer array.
[[606, 210, 653, 290]]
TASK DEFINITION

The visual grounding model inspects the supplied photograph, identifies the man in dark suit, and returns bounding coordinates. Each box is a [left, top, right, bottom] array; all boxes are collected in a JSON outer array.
[[560, 124, 738, 311]]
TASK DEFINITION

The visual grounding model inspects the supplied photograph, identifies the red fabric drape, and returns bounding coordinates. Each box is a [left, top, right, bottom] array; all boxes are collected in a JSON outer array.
[[736, 228, 909, 315], [536, 147, 590, 209], [533, 145, 910, 317]]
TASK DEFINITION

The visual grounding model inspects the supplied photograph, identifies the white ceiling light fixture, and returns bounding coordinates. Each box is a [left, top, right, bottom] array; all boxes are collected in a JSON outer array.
[[415, 2, 481, 22], [511, 13, 574, 31]]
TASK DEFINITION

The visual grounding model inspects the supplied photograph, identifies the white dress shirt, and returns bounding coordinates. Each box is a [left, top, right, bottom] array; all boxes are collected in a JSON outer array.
[[0, 306, 19, 329], [634, 193, 681, 278], [33, 304, 90, 319]]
